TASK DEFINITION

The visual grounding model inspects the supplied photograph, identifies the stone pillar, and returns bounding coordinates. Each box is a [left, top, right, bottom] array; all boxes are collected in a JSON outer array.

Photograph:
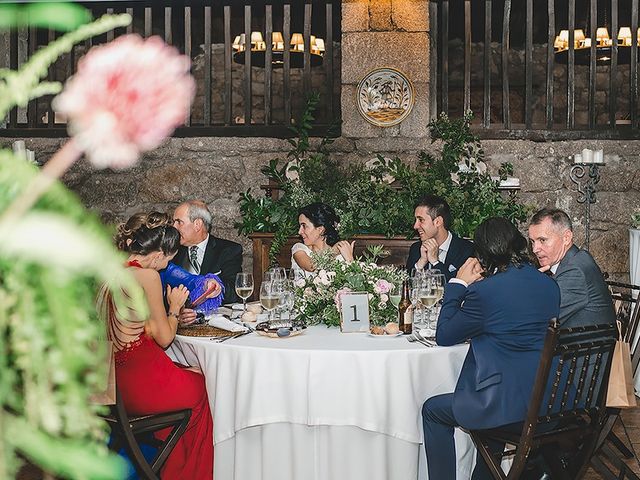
[[341, 0, 430, 139]]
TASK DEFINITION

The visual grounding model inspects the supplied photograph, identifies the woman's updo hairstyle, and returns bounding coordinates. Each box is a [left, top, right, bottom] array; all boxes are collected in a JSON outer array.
[[115, 212, 180, 255], [298, 202, 340, 246], [473, 217, 529, 276]]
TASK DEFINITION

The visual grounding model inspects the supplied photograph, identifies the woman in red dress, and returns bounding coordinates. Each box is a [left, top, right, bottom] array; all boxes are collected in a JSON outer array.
[[100, 219, 214, 479]]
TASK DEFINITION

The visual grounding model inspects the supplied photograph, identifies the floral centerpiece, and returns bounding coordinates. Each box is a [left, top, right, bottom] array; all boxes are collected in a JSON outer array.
[[294, 246, 408, 328]]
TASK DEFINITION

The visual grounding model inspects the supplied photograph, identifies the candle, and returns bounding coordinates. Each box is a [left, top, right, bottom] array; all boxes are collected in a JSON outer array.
[[582, 148, 593, 163], [574, 153, 583, 164], [593, 149, 604, 164]]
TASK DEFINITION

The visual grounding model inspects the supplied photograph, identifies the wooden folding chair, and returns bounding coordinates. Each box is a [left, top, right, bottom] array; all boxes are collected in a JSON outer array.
[[469, 322, 617, 480], [589, 281, 640, 480], [101, 387, 192, 480]]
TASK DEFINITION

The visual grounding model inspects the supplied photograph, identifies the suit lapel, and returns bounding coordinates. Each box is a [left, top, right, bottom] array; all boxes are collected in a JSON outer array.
[[200, 236, 218, 274], [444, 234, 461, 267], [555, 244, 579, 275]]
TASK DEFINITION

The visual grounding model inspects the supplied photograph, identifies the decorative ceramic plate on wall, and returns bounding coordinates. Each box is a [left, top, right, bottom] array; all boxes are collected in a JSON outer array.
[[356, 67, 415, 127]]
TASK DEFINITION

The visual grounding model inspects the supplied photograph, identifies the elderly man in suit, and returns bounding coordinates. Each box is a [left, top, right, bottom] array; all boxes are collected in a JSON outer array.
[[528, 207, 615, 328], [173, 200, 243, 305], [406, 194, 475, 281], [422, 217, 560, 480]]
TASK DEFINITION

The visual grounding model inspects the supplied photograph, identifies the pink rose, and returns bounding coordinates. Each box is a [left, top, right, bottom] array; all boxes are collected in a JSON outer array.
[[373, 279, 392, 294], [53, 35, 194, 169]]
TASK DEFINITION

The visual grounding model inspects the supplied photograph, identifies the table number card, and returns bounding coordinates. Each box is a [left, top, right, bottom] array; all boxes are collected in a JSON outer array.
[[340, 292, 370, 333]]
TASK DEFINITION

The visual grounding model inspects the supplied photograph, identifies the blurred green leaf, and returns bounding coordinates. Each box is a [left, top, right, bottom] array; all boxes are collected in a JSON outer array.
[[0, 3, 92, 30]]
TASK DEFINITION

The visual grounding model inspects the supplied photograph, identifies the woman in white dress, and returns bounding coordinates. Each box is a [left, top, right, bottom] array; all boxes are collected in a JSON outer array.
[[291, 202, 355, 278]]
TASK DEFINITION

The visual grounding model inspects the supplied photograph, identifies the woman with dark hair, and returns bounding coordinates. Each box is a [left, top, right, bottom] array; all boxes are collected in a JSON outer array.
[[99, 218, 214, 479], [116, 211, 223, 323], [421, 217, 560, 480], [291, 202, 355, 277]]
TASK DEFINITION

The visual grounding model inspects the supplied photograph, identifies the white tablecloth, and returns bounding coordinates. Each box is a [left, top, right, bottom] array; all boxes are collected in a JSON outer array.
[[167, 326, 472, 480]]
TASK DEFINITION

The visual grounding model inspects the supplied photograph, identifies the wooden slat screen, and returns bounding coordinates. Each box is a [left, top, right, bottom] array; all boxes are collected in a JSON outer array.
[[430, 0, 640, 139], [0, 0, 341, 138]]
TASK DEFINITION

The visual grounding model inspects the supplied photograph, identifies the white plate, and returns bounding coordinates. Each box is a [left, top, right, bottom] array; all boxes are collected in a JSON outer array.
[[367, 332, 404, 338]]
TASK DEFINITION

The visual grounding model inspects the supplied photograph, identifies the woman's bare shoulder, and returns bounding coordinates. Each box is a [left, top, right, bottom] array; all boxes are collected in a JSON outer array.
[[129, 267, 161, 286]]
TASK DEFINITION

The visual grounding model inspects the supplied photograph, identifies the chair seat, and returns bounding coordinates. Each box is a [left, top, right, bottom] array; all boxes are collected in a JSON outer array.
[[101, 388, 192, 480]]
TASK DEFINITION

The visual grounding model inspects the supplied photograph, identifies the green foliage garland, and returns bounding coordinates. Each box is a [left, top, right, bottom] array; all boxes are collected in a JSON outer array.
[[236, 104, 532, 263]]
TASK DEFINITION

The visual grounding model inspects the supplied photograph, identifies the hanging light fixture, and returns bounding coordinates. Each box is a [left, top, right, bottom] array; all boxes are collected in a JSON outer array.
[[232, 31, 325, 68], [554, 4, 639, 65]]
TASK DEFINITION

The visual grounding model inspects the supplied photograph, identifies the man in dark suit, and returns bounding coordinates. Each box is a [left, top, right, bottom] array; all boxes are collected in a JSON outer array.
[[406, 194, 475, 281], [173, 200, 243, 304], [422, 218, 560, 480], [528, 208, 615, 328]]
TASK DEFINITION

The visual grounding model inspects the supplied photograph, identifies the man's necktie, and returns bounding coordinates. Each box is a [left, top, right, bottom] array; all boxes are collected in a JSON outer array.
[[189, 246, 200, 274]]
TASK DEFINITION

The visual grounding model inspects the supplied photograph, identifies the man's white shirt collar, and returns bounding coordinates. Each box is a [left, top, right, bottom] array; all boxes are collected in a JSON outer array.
[[438, 231, 453, 263], [188, 234, 209, 273], [550, 262, 560, 275]]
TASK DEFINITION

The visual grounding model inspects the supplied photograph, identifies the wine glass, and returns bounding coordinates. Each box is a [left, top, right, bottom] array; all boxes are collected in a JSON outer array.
[[280, 285, 296, 321], [235, 272, 254, 314], [427, 273, 446, 331], [389, 282, 402, 312], [260, 281, 280, 323], [271, 278, 286, 321], [269, 267, 286, 282]]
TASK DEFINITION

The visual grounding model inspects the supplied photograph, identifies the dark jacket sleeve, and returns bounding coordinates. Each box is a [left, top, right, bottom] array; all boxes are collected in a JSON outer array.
[[555, 264, 589, 324], [436, 281, 485, 346], [219, 242, 243, 304], [406, 241, 421, 273]]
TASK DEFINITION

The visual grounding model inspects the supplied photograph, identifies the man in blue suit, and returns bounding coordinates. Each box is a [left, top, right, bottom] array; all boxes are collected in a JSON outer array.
[[406, 194, 475, 281], [422, 217, 560, 480]]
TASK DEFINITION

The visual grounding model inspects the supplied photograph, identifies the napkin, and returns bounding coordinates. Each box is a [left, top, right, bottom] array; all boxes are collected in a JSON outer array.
[[207, 314, 248, 332]]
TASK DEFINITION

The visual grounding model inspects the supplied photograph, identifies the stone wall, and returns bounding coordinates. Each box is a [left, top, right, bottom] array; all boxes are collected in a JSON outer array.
[[2, 0, 638, 281]]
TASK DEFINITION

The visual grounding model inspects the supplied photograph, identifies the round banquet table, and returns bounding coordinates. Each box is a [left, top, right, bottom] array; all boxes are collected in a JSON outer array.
[[166, 325, 474, 480]]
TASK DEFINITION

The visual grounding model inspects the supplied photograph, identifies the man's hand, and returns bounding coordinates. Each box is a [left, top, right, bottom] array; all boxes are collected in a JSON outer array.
[[179, 308, 198, 326], [538, 264, 551, 274], [422, 238, 440, 265], [205, 279, 222, 298], [456, 258, 484, 286]]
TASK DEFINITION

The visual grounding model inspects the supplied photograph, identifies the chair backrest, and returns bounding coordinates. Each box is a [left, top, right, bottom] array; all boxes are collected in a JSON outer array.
[[522, 322, 617, 446], [606, 280, 640, 375]]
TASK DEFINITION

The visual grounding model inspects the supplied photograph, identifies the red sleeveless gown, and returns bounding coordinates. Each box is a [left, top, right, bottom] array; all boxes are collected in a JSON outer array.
[[106, 261, 214, 479]]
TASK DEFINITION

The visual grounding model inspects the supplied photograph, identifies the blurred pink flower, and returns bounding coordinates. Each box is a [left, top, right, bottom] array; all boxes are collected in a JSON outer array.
[[53, 35, 194, 169]]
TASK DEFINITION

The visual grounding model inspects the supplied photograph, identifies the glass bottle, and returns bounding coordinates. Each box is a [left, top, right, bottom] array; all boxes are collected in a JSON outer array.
[[398, 279, 413, 335]]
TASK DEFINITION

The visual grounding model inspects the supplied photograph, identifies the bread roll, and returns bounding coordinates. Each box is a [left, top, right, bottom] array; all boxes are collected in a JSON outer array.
[[384, 322, 400, 335], [247, 304, 262, 314], [371, 325, 385, 335], [241, 311, 257, 322]]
